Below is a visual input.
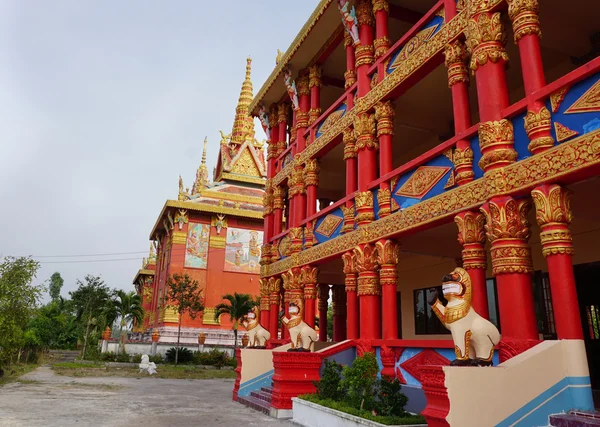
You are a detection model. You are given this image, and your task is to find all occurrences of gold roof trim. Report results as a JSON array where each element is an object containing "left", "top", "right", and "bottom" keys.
[
  {"left": 133, "top": 269, "right": 155, "bottom": 285},
  {"left": 197, "top": 188, "right": 263, "bottom": 204},
  {"left": 249, "top": 0, "right": 333, "bottom": 113}
]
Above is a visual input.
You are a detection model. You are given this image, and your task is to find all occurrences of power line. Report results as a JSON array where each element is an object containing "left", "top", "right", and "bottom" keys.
[
  {"left": 30, "top": 251, "right": 149, "bottom": 258},
  {"left": 39, "top": 258, "right": 142, "bottom": 264}
]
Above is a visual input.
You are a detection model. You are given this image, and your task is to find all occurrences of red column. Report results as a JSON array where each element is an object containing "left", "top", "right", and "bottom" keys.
[
  {"left": 454, "top": 212, "right": 489, "bottom": 319},
  {"left": 374, "top": 101, "right": 394, "bottom": 218},
  {"left": 354, "top": 243, "right": 381, "bottom": 340},
  {"left": 372, "top": 0, "right": 390, "bottom": 59},
  {"left": 468, "top": 5, "right": 537, "bottom": 339},
  {"left": 342, "top": 128, "right": 357, "bottom": 233},
  {"left": 296, "top": 75, "right": 310, "bottom": 153},
  {"left": 259, "top": 278, "right": 271, "bottom": 327},
  {"left": 376, "top": 240, "right": 399, "bottom": 340},
  {"left": 532, "top": 185, "right": 584, "bottom": 339},
  {"left": 343, "top": 251, "right": 360, "bottom": 340},
  {"left": 301, "top": 266, "right": 318, "bottom": 329},
  {"left": 344, "top": 32, "right": 357, "bottom": 108},
  {"left": 305, "top": 159, "right": 319, "bottom": 218},
  {"left": 268, "top": 277, "right": 282, "bottom": 339},
  {"left": 282, "top": 267, "right": 303, "bottom": 340},
  {"left": 318, "top": 284, "right": 330, "bottom": 341},
  {"left": 277, "top": 103, "right": 289, "bottom": 160},
  {"left": 263, "top": 182, "right": 274, "bottom": 241},
  {"left": 272, "top": 185, "right": 284, "bottom": 236},
  {"left": 481, "top": 198, "right": 537, "bottom": 339},
  {"left": 308, "top": 65, "right": 322, "bottom": 129},
  {"left": 355, "top": 0, "right": 374, "bottom": 98},
  {"left": 354, "top": 113, "right": 377, "bottom": 229},
  {"left": 289, "top": 160, "right": 305, "bottom": 228},
  {"left": 332, "top": 286, "right": 347, "bottom": 342}
]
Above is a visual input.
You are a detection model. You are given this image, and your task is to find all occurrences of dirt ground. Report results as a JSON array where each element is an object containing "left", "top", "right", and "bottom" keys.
[{"left": 0, "top": 365, "right": 295, "bottom": 427}]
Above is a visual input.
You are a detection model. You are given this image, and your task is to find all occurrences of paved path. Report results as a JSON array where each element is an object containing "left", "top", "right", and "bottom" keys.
[{"left": 0, "top": 366, "right": 295, "bottom": 427}]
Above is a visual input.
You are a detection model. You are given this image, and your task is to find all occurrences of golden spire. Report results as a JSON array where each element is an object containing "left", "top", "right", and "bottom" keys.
[
  {"left": 148, "top": 242, "right": 156, "bottom": 265},
  {"left": 202, "top": 136, "right": 208, "bottom": 165},
  {"left": 193, "top": 136, "right": 210, "bottom": 194},
  {"left": 230, "top": 57, "right": 255, "bottom": 144}
]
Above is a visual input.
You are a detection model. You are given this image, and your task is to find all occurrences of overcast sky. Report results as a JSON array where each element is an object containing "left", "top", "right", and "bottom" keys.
[{"left": 0, "top": 0, "right": 319, "bottom": 301}]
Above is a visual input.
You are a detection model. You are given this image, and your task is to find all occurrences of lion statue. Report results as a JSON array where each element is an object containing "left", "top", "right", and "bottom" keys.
[
  {"left": 241, "top": 307, "right": 270, "bottom": 348},
  {"left": 428, "top": 267, "right": 501, "bottom": 366},
  {"left": 280, "top": 300, "right": 317, "bottom": 352}
]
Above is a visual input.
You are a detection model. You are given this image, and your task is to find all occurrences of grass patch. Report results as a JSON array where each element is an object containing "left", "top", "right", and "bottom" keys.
[
  {"left": 298, "top": 394, "right": 427, "bottom": 426},
  {"left": 0, "top": 364, "right": 39, "bottom": 387},
  {"left": 52, "top": 365, "right": 236, "bottom": 380},
  {"left": 52, "top": 362, "right": 103, "bottom": 369}
]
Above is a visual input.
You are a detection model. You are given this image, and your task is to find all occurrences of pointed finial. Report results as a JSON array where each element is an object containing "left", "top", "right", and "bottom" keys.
[{"left": 202, "top": 137, "right": 208, "bottom": 165}]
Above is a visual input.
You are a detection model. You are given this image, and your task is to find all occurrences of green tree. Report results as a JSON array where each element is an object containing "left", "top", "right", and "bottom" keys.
[
  {"left": 112, "top": 290, "right": 144, "bottom": 354},
  {"left": 166, "top": 273, "right": 204, "bottom": 364},
  {"left": 214, "top": 293, "right": 255, "bottom": 349},
  {"left": 0, "top": 256, "right": 43, "bottom": 365},
  {"left": 48, "top": 272, "right": 64, "bottom": 302},
  {"left": 70, "top": 275, "right": 115, "bottom": 359},
  {"left": 27, "top": 300, "right": 78, "bottom": 350}
]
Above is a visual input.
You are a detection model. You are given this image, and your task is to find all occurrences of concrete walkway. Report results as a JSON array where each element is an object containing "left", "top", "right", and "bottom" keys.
[{"left": 0, "top": 366, "right": 295, "bottom": 427}]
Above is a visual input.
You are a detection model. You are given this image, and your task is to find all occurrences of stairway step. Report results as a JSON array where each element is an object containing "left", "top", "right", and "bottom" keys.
[
  {"left": 250, "top": 390, "right": 272, "bottom": 403},
  {"left": 261, "top": 386, "right": 273, "bottom": 394},
  {"left": 549, "top": 414, "right": 600, "bottom": 427},
  {"left": 570, "top": 411, "right": 600, "bottom": 420},
  {"left": 238, "top": 395, "right": 271, "bottom": 415}
]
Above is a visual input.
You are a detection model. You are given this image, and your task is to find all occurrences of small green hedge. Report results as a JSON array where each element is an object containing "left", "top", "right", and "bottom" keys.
[{"left": 298, "top": 394, "right": 427, "bottom": 426}]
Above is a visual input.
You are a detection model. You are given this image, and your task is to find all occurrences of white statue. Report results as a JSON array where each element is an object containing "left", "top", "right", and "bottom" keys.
[
  {"left": 429, "top": 268, "right": 501, "bottom": 366},
  {"left": 241, "top": 307, "right": 270, "bottom": 348},
  {"left": 139, "top": 354, "right": 157, "bottom": 375},
  {"left": 280, "top": 301, "right": 317, "bottom": 352}
]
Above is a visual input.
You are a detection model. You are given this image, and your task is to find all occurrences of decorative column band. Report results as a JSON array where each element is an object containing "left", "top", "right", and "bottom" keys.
[
  {"left": 507, "top": 0, "right": 541, "bottom": 43},
  {"left": 377, "top": 188, "right": 391, "bottom": 218},
  {"left": 355, "top": 191, "right": 375, "bottom": 226},
  {"left": 444, "top": 40, "right": 470, "bottom": 88},
  {"left": 260, "top": 243, "right": 272, "bottom": 266},
  {"left": 354, "top": 243, "right": 381, "bottom": 296},
  {"left": 453, "top": 146, "right": 475, "bottom": 184},
  {"left": 374, "top": 101, "right": 394, "bottom": 136},
  {"left": 341, "top": 204, "right": 356, "bottom": 234},
  {"left": 355, "top": 45, "right": 375, "bottom": 68},
  {"left": 318, "top": 284, "right": 329, "bottom": 311},
  {"left": 343, "top": 127, "right": 358, "bottom": 159},
  {"left": 481, "top": 198, "right": 533, "bottom": 275},
  {"left": 301, "top": 265, "right": 318, "bottom": 300},
  {"left": 345, "top": 70, "right": 357, "bottom": 88},
  {"left": 296, "top": 111, "right": 310, "bottom": 129},
  {"left": 374, "top": 37, "right": 390, "bottom": 59},
  {"left": 531, "top": 184, "right": 575, "bottom": 257},
  {"left": 308, "top": 65, "right": 322, "bottom": 89},
  {"left": 478, "top": 119, "right": 518, "bottom": 172},
  {"left": 354, "top": 113, "right": 378, "bottom": 151},
  {"left": 454, "top": 211, "right": 487, "bottom": 269},
  {"left": 259, "top": 278, "right": 271, "bottom": 311},
  {"left": 376, "top": 239, "right": 400, "bottom": 286},
  {"left": 269, "top": 276, "right": 282, "bottom": 305},
  {"left": 524, "top": 106, "right": 555, "bottom": 154},
  {"left": 288, "top": 227, "right": 304, "bottom": 254},
  {"left": 273, "top": 186, "right": 285, "bottom": 210},
  {"left": 342, "top": 251, "right": 358, "bottom": 292},
  {"left": 304, "top": 159, "right": 320, "bottom": 187},
  {"left": 465, "top": 12, "right": 509, "bottom": 73}
]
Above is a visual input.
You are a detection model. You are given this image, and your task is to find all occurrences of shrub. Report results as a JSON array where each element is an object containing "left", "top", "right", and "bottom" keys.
[
  {"left": 314, "top": 359, "right": 346, "bottom": 401},
  {"left": 341, "top": 352, "right": 379, "bottom": 411},
  {"left": 149, "top": 354, "right": 163, "bottom": 364},
  {"left": 376, "top": 376, "right": 408, "bottom": 417},
  {"left": 193, "top": 349, "right": 230, "bottom": 368},
  {"left": 100, "top": 352, "right": 117, "bottom": 362},
  {"left": 165, "top": 347, "right": 194, "bottom": 364},
  {"left": 131, "top": 354, "right": 142, "bottom": 364},
  {"left": 116, "top": 352, "right": 130, "bottom": 363}
]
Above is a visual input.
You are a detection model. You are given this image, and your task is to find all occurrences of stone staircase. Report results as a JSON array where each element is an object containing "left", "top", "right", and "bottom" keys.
[
  {"left": 238, "top": 385, "right": 274, "bottom": 415},
  {"left": 47, "top": 350, "right": 80, "bottom": 363},
  {"left": 550, "top": 410, "right": 600, "bottom": 426}
]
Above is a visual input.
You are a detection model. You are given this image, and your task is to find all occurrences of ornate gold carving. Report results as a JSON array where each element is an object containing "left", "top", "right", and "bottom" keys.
[
  {"left": 355, "top": 44, "right": 375, "bottom": 68},
  {"left": 565, "top": 79, "right": 600, "bottom": 114},
  {"left": 374, "top": 36, "right": 391, "bottom": 59},
  {"left": 524, "top": 106, "right": 555, "bottom": 153},
  {"left": 374, "top": 101, "right": 395, "bottom": 137},
  {"left": 273, "top": 185, "right": 286, "bottom": 210},
  {"left": 355, "top": 191, "right": 375, "bottom": 226},
  {"left": 289, "top": 227, "right": 304, "bottom": 254},
  {"left": 356, "top": 0, "right": 375, "bottom": 27},
  {"left": 304, "top": 159, "right": 320, "bottom": 187},
  {"left": 372, "top": 0, "right": 389, "bottom": 13},
  {"left": 377, "top": 187, "right": 391, "bottom": 217},
  {"left": 309, "top": 107, "right": 322, "bottom": 125},
  {"left": 453, "top": 146, "right": 475, "bottom": 185},
  {"left": 318, "top": 284, "right": 330, "bottom": 311},
  {"left": 354, "top": 113, "right": 378, "bottom": 151},
  {"left": 261, "top": 129, "right": 600, "bottom": 278},
  {"left": 354, "top": 243, "right": 380, "bottom": 296},
  {"left": 481, "top": 197, "right": 533, "bottom": 275},
  {"left": 531, "top": 184, "right": 575, "bottom": 257},
  {"left": 297, "top": 75, "right": 310, "bottom": 97},
  {"left": 171, "top": 231, "right": 187, "bottom": 246},
  {"left": 344, "top": 70, "right": 357, "bottom": 89},
  {"left": 550, "top": 87, "right": 568, "bottom": 113},
  {"left": 300, "top": 265, "right": 318, "bottom": 286},
  {"left": 209, "top": 235, "right": 226, "bottom": 249},
  {"left": 341, "top": 204, "right": 356, "bottom": 233},
  {"left": 308, "top": 65, "right": 322, "bottom": 89},
  {"left": 465, "top": 12, "right": 508, "bottom": 72},
  {"left": 278, "top": 103, "right": 289, "bottom": 124},
  {"left": 455, "top": 211, "right": 487, "bottom": 270},
  {"left": 478, "top": 119, "right": 517, "bottom": 171},
  {"left": 318, "top": 109, "right": 345, "bottom": 135},
  {"left": 466, "top": 0, "right": 504, "bottom": 15},
  {"left": 444, "top": 40, "right": 469, "bottom": 87},
  {"left": 296, "top": 110, "right": 310, "bottom": 129},
  {"left": 507, "top": 0, "right": 541, "bottom": 43},
  {"left": 343, "top": 127, "right": 357, "bottom": 159},
  {"left": 268, "top": 276, "right": 282, "bottom": 306},
  {"left": 554, "top": 122, "right": 579, "bottom": 143},
  {"left": 396, "top": 166, "right": 451, "bottom": 199},
  {"left": 315, "top": 215, "right": 343, "bottom": 237}
]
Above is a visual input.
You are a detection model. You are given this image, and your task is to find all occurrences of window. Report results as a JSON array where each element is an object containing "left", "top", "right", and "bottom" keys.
[
  {"left": 533, "top": 271, "right": 556, "bottom": 339},
  {"left": 414, "top": 288, "right": 450, "bottom": 335}
]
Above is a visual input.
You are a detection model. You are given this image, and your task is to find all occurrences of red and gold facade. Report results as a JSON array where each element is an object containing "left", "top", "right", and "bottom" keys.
[
  {"left": 133, "top": 59, "right": 267, "bottom": 343},
  {"left": 244, "top": 0, "right": 600, "bottom": 420}
]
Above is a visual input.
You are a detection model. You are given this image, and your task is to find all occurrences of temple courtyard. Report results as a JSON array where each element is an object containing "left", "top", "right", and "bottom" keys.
[{"left": 0, "top": 366, "right": 294, "bottom": 427}]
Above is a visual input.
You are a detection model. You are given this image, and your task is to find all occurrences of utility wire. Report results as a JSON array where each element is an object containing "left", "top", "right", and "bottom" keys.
[
  {"left": 39, "top": 258, "right": 142, "bottom": 264},
  {"left": 29, "top": 251, "right": 149, "bottom": 258}
]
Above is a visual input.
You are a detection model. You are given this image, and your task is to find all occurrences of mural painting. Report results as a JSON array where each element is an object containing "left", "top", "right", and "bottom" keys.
[
  {"left": 184, "top": 223, "right": 210, "bottom": 269},
  {"left": 224, "top": 227, "right": 263, "bottom": 274}
]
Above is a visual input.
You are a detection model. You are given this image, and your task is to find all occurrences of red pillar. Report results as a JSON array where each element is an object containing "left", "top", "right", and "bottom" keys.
[
  {"left": 301, "top": 266, "right": 318, "bottom": 329},
  {"left": 374, "top": 101, "right": 394, "bottom": 218},
  {"left": 355, "top": 0, "right": 374, "bottom": 98},
  {"left": 343, "top": 251, "right": 360, "bottom": 340},
  {"left": 277, "top": 103, "right": 289, "bottom": 160},
  {"left": 354, "top": 243, "right": 381, "bottom": 340},
  {"left": 268, "top": 277, "right": 282, "bottom": 339},
  {"left": 272, "top": 185, "right": 284, "bottom": 236},
  {"left": 259, "top": 278, "right": 271, "bottom": 328},
  {"left": 376, "top": 240, "right": 399, "bottom": 340},
  {"left": 372, "top": 0, "right": 390, "bottom": 59},
  {"left": 354, "top": 112, "right": 377, "bottom": 228},
  {"left": 454, "top": 212, "right": 489, "bottom": 319},
  {"left": 296, "top": 75, "right": 310, "bottom": 153},
  {"left": 532, "top": 185, "right": 584, "bottom": 339},
  {"left": 308, "top": 65, "right": 322, "bottom": 130},
  {"left": 481, "top": 198, "right": 537, "bottom": 339},
  {"left": 305, "top": 159, "right": 319, "bottom": 218},
  {"left": 344, "top": 31, "right": 357, "bottom": 108},
  {"left": 318, "top": 284, "right": 329, "bottom": 341},
  {"left": 290, "top": 160, "right": 306, "bottom": 228},
  {"left": 333, "top": 286, "right": 347, "bottom": 342},
  {"left": 342, "top": 128, "right": 357, "bottom": 233}
]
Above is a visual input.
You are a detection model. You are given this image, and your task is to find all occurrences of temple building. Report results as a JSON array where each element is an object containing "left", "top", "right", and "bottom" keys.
[
  {"left": 234, "top": 0, "right": 600, "bottom": 424},
  {"left": 133, "top": 58, "right": 267, "bottom": 345}
]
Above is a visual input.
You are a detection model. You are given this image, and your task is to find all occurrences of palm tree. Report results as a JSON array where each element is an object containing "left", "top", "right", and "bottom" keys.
[
  {"left": 112, "top": 290, "right": 144, "bottom": 354},
  {"left": 215, "top": 293, "right": 255, "bottom": 349}
]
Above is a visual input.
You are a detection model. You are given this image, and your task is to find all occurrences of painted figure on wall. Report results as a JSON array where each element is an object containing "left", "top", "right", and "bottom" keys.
[
  {"left": 258, "top": 103, "right": 270, "bottom": 135},
  {"left": 428, "top": 267, "right": 501, "bottom": 366},
  {"left": 224, "top": 227, "right": 263, "bottom": 274},
  {"left": 283, "top": 67, "right": 299, "bottom": 110},
  {"left": 337, "top": 0, "right": 360, "bottom": 46},
  {"left": 184, "top": 223, "right": 210, "bottom": 269}
]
